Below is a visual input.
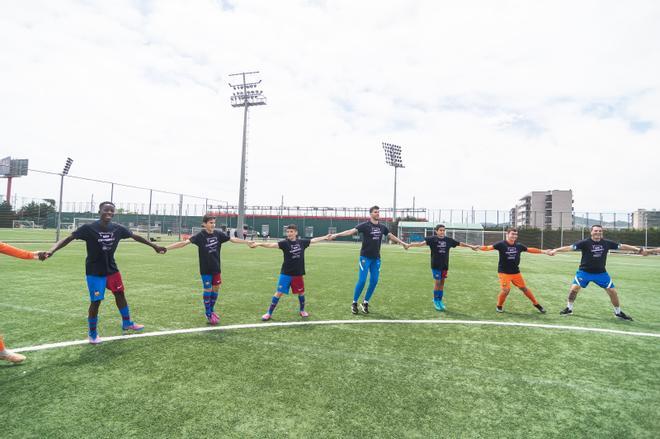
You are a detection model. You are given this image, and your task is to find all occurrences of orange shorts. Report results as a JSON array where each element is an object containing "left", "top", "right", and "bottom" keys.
[{"left": 498, "top": 273, "right": 526, "bottom": 289}]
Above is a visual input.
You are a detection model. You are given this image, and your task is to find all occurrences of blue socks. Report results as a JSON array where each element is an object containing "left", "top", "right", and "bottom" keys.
[
  {"left": 203, "top": 292, "right": 212, "bottom": 317},
  {"left": 298, "top": 294, "right": 305, "bottom": 311},
  {"left": 209, "top": 292, "right": 219, "bottom": 314},
  {"left": 434, "top": 290, "right": 444, "bottom": 301},
  {"left": 267, "top": 296, "right": 280, "bottom": 315},
  {"left": 119, "top": 306, "right": 133, "bottom": 328},
  {"left": 88, "top": 317, "right": 98, "bottom": 338}
]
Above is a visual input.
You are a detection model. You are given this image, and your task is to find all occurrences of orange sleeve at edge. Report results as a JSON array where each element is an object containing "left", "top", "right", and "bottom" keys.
[{"left": 0, "top": 242, "right": 35, "bottom": 259}]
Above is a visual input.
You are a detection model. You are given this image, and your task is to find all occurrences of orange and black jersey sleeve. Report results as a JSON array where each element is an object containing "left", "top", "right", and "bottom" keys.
[{"left": 0, "top": 242, "right": 34, "bottom": 260}]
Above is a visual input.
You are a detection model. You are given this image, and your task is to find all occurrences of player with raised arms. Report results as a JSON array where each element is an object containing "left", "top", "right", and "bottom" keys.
[
  {"left": 549, "top": 224, "right": 643, "bottom": 320},
  {"left": 329, "top": 205, "right": 408, "bottom": 315},
  {"left": 479, "top": 227, "right": 548, "bottom": 314},
  {"left": 251, "top": 224, "right": 329, "bottom": 321},
  {"left": 1, "top": 242, "right": 48, "bottom": 363},
  {"left": 46, "top": 201, "right": 166, "bottom": 344},
  {"left": 166, "top": 214, "right": 253, "bottom": 325},
  {"left": 407, "top": 224, "right": 479, "bottom": 311}
]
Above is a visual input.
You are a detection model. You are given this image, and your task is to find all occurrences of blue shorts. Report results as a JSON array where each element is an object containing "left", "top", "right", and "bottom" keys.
[
  {"left": 572, "top": 270, "right": 615, "bottom": 289},
  {"left": 85, "top": 272, "right": 125, "bottom": 302},
  {"left": 276, "top": 274, "right": 305, "bottom": 294},
  {"left": 432, "top": 269, "right": 448, "bottom": 280}
]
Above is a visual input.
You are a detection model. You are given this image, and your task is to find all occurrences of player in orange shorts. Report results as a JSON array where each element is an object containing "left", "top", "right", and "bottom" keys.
[
  {"left": 479, "top": 227, "right": 549, "bottom": 313},
  {"left": 1, "top": 242, "right": 48, "bottom": 364}
]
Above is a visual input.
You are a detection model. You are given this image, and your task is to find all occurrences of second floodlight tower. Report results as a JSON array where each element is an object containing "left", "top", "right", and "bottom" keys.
[
  {"left": 229, "top": 71, "right": 266, "bottom": 235},
  {"left": 382, "top": 142, "right": 405, "bottom": 222}
]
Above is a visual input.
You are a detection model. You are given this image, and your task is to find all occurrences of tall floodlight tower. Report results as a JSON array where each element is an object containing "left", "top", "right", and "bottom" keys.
[
  {"left": 382, "top": 142, "right": 405, "bottom": 222},
  {"left": 228, "top": 71, "right": 266, "bottom": 235},
  {"left": 56, "top": 157, "right": 73, "bottom": 242}
]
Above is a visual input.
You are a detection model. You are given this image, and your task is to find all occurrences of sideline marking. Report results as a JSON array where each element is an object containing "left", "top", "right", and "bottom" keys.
[{"left": 13, "top": 319, "right": 660, "bottom": 353}]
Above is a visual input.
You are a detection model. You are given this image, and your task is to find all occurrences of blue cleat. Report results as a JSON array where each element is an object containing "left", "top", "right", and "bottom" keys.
[{"left": 433, "top": 299, "right": 445, "bottom": 312}]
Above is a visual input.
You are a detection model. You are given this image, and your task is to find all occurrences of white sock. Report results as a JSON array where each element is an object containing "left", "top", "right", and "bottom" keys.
[
  {"left": 567, "top": 303, "right": 574, "bottom": 311},
  {"left": 614, "top": 307, "right": 621, "bottom": 314}
]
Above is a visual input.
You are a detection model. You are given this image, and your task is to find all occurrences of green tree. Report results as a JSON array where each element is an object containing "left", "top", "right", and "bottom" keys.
[
  {"left": 17, "top": 201, "right": 56, "bottom": 224},
  {"left": 0, "top": 201, "right": 16, "bottom": 228}
]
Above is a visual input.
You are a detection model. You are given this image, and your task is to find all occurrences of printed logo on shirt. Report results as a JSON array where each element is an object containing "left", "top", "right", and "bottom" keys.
[
  {"left": 591, "top": 244, "right": 605, "bottom": 258},
  {"left": 205, "top": 237, "right": 219, "bottom": 253},
  {"left": 97, "top": 232, "right": 116, "bottom": 251},
  {"left": 289, "top": 242, "right": 302, "bottom": 259},
  {"left": 369, "top": 225, "right": 382, "bottom": 240},
  {"left": 505, "top": 247, "right": 518, "bottom": 260},
  {"left": 436, "top": 241, "right": 447, "bottom": 253}
]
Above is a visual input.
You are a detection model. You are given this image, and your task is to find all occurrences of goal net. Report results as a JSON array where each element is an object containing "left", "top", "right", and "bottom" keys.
[
  {"left": 73, "top": 218, "right": 97, "bottom": 230},
  {"left": 12, "top": 220, "right": 37, "bottom": 229}
]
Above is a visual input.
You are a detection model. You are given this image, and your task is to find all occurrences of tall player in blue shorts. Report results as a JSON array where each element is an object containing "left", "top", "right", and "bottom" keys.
[
  {"left": 251, "top": 224, "right": 329, "bottom": 321},
  {"left": 329, "top": 205, "right": 408, "bottom": 315},
  {"left": 407, "top": 224, "right": 479, "bottom": 311},
  {"left": 166, "top": 214, "right": 253, "bottom": 325},
  {"left": 549, "top": 224, "right": 643, "bottom": 320},
  {"left": 47, "top": 201, "right": 167, "bottom": 343}
]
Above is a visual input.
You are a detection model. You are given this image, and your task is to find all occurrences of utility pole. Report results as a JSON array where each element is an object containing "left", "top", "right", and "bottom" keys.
[{"left": 229, "top": 71, "right": 266, "bottom": 237}]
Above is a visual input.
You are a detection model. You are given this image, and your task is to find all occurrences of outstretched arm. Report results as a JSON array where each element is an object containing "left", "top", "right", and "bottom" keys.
[
  {"left": 251, "top": 242, "right": 279, "bottom": 249},
  {"left": 408, "top": 241, "right": 426, "bottom": 248},
  {"left": 310, "top": 234, "right": 331, "bottom": 244},
  {"left": 527, "top": 247, "right": 550, "bottom": 255},
  {"left": 329, "top": 228, "right": 358, "bottom": 240},
  {"left": 229, "top": 237, "right": 254, "bottom": 245},
  {"left": 48, "top": 235, "right": 76, "bottom": 256},
  {"left": 0, "top": 242, "right": 44, "bottom": 260},
  {"left": 166, "top": 240, "right": 191, "bottom": 251},
  {"left": 619, "top": 243, "right": 643, "bottom": 254},
  {"left": 547, "top": 245, "right": 574, "bottom": 256},
  {"left": 131, "top": 233, "right": 166, "bottom": 253},
  {"left": 386, "top": 233, "right": 409, "bottom": 250},
  {"left": 459, "top": 242, "right": 480, "bottom": 251}
]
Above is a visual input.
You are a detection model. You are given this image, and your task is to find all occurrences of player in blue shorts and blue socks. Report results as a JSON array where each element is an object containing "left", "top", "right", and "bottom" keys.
[
  {"left": 166, "top": 214, "right": 253, "bottom": 325},
  {"left": 47, "top": 201, "right": 167, "bottom": 344},
  {"left": 330, "top": 205, "right": 408, "bottom": 315},
  {"left": 549, "top": 224, "right": 643, "bottom": 320},
  {"left": 251, "top": 224, "right": 329, "bottom": 321},
  {"left": 407, "top": 224, "right": 479, "bottom": 311}
]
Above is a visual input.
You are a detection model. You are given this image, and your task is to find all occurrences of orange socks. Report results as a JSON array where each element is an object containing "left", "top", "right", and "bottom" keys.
[
  {"left": 0, "top": 334, "right": 5, "bottom": 352},
  {"left": 497, "top": 292, "right": 508, "bottom": 307},
  {"left": 523, "top": 289, "right": 539, "bottom": 305}
]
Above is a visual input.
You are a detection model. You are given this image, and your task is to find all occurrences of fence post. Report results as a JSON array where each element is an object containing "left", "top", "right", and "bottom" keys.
[
  {"left": 560, "top": 213, "right": 564, "bottom": 247},
  {"left": 540, "top": 227, "right": 544, "bottom": 250},
  {"left": 178, "top": 194, "right": 183, "bottom": 241},
  {"left": 147, "top": 189, "right": 153, "bottom": 241}
]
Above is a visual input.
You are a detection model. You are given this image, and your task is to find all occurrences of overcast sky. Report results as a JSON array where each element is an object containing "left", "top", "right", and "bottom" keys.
[{"left": 1, "top": 0, "right": 658, "bottom": 214}]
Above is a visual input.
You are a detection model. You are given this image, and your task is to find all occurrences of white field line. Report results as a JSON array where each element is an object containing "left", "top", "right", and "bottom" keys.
[{"left": 12, "top": 319, "right": 660, "bottom": 353}]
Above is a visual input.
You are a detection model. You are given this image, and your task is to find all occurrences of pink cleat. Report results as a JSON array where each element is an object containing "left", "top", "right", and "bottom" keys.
[
  {"left": 209, "top": 312, "right": 220, "bottom": 326},
  {"left": 261, "top": 313, "right": 272, "bottom": 321},
  {"left": 299, "top": 310, "right": 309, "bottom": 318},
  {"left": 0, "top": 351, "right": 26, "bottom": 363},
  {"left": 88, "top": 335, "right": 102, "bottom": 345},
  {"left": 122, "top": 323, "right": 145, "bottom": 332}
]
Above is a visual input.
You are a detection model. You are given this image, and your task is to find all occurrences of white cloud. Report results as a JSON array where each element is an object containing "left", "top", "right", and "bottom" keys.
[{"left": 1, "top": 0, "right": 658, "bottom": 215}]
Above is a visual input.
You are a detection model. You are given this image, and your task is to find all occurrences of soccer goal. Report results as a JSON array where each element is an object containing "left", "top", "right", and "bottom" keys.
[
  {"left": 73, "top": 218, "right": 97, "bottom": 229},
  {"left": 12, "top": 220, "right": 37, "bottom": 229}
]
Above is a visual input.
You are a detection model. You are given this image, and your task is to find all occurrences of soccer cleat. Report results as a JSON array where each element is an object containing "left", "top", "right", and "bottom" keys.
[
  {"left": 360, "top": 301, "right": 369, "bottom": 314},
  {"left": 299, "top": 310, "right": 309, "bottom": 318},
  {"left": 559, "top": 307, "right": 573, "bottom": 316},
  {"left": 433, "top": 299, "right": 445, "bottom": 312},
  {"left": 351, "top": 302, "right": 359, "bottom": 315},
  {"left": 496, "top": 306, "right": 503, "bottom": 313},
  {"left": 88, "top": 335, "right": 102, "bottom": 345},
  {"left": 534, "top": 304, "right": 547, "bottom": 314},
  {"left": 122, "top": 323, "right": 145, "bottom": 332},
  {"left": 615, "top": 311, "right": 633, "bottom": 321},
  {"left": 261, "top": 313, "right": 272, "bottom": 321},
  {"left": 0, "top": 351, "right": 26, "bottom": 363},
  {"left": 209, "top": 312, "right": 220, "bottom": 326}
]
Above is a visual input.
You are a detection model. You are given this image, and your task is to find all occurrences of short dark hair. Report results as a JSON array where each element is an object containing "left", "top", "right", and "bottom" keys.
[
  {"left": 434, "top": 224, "right": 446, "bottom": 231},
  {"left": 506, "top": 227, "right": 518, "bottom": 233},
  {"left": 99, "top": 201, "right": 115, "bottom": 210},
  {"left": 591, "top": 224, "right": 603, "bottom": 230},
  {"left": 202, "top": 214, "right": 216, "bottom": 224},
  {"left": 286, "top": 224, "right": 298, "bottom": 231},
  {"left": 369, "top": 205, "right": 380, "bottom": 213}
]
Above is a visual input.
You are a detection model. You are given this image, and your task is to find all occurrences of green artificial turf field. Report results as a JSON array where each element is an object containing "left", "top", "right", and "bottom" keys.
[{"left": 1, "top": 237, "right": 659, "bottom": 438}]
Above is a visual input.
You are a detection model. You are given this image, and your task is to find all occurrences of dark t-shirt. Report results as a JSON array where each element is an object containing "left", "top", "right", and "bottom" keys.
[
  {"left": 492, "top": 240, "right": 528, "bottom": 274},
  {"left": 356, "top": 222, "right": 390, "bottom": 259},
  {"left": 189, "top": 230, "right": 230, "bottom": 275},
  {"left": 424, "top": 236, "right": 460, "bottom": 270},
  {"left": 278, "top": 238, "right": 311, "bottom": 276},
  {"left": 72, "top": 220, "right": 133, "bottom": 276},
  {"left": 573, "top": 238, "right": 620, "bottom": 274}
]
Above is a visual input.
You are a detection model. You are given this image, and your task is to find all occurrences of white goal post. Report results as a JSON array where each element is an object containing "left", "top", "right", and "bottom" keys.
[
  {"left": 12, "top": 220, "right": 37, "bottom": 229},
  {"left": 73, "top": 218, "right": 98, "bottom": 230}
]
